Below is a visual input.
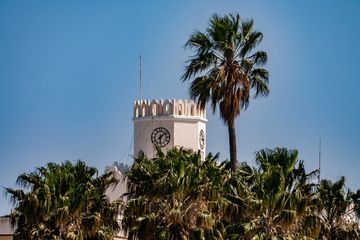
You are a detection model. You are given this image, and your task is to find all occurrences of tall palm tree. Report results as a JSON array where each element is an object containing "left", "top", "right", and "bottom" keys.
[
  {"left": 3, "top": 160, "right": 120, "bottom": 240},
  {"left": 182, "top": 13, "right": 269, "bottom": 172}
]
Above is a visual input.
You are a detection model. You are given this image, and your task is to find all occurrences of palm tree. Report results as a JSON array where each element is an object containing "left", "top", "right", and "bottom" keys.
[
  {"left": 182, "top": 13, "right": 269, "bottom": 172},
  {"left": 3, "top": 160, "right": 120, "bottom": 240},
  {"left": 122, "top": 148, "right": 229, "bottom": 240},
  {"left": 224, "top": 148, "right": 317, "bottom": 239},
  {"left": 315, "top": 177, "right": 360, "bottom": 239},
  {"left": 250, "top": 148, "right": 317, "bottom": 238}
]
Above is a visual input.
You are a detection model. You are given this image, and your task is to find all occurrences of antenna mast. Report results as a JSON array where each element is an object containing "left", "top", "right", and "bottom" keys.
[
  {"left": 318, "top": 138, "right": 321, "bottom": 184},
  {"left": 140, "top": 54, "right": 142, "bottom": 100}
]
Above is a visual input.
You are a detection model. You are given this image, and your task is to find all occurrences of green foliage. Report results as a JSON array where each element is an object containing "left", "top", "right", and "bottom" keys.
[
  {"left": 315, "top": 177, "right": 360, "bottom": 239},
  {"left": 3, "top": 160, "right": 120, "bottom": 240},
  {"left": 122, "top": 148, "right": 230, "bottom": 240},
  {"left": 3, "top": 148, "right": 359, "bottom": 240},
  {"left": 122, "top": 147, "right": 360, "bottom": 240},
  {"left": 224, "top": 148, "right": 318, "bottom": 239}
]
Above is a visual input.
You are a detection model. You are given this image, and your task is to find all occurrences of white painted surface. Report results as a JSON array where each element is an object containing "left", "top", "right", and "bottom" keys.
[
  {"left": 133, "top": 99, "right": 207, "bottom": 159},
  {"left": 104, "top": 165, "right": 127, "bottom": 239},
  {"left": 0, "top": 220, "right": 13, "bottom": 235},
  {"left": 104, "top": 166, "right": 127, "bottom": 202}
]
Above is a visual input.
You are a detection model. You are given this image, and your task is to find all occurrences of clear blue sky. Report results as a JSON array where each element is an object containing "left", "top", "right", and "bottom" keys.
[{"left": 1, "top": 1, "right": 359, "bottom": 214}]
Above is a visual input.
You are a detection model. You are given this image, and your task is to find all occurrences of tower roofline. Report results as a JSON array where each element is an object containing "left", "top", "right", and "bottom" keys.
[
  {"left": 133, "top": 115, "right": 207, "bottom": 123},
  {"left": 133, "top": 99, "right": 206, "bottom": 119}
]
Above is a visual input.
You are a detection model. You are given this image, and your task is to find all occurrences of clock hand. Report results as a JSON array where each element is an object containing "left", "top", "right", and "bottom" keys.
[{"left": 158, "top": 133, "right": 165, "bottom": 141}]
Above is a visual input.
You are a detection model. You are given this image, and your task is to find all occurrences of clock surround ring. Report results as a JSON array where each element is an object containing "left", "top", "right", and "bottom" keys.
[{"left": 151, "top": 127, "right": 171, "bottom": 147}]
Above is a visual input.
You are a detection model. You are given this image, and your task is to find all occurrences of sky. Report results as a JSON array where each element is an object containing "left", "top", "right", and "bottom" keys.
[{"left": 0, "top": 1, "right": 360, "bottom": 215}]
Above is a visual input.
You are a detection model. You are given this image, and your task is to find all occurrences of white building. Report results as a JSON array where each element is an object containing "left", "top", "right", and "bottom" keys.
[
  {"left": 107, "top": 98, "right": 207, "bottom": 198},
  {"left": 133, "top": 99, "right": 207, "bottom": 159},
  {"left": 106, "top": 99, "right": 207, "bottom": 239}
]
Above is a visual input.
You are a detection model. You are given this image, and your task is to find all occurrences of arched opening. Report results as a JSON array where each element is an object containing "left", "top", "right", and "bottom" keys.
[
  {"left": 151, "top": 101, "right": 158, "bottom": 116},
  {"left": 163, "top": 100, "right": 172, "bottom": 116},
  {"left": 190, "top": 105, "right": 195, "bottom": 116},
  {"left": 134, "top": 104, "right": 140, "bottom": 117},
  {"left": 178, "top": 104, "right": 183, "bottom": 115},
  {"left": 141, "top": 102, "right": 148, "bottom": 117}
]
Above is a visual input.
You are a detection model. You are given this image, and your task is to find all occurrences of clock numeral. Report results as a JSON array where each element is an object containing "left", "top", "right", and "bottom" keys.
[{"left": 199, "top": 130, "right": 205, "bottom": 150}]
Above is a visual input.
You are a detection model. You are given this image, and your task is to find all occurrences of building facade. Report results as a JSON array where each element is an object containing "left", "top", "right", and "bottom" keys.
[{"left": 133, "top": 99, "right": 207, "bottom": 158}]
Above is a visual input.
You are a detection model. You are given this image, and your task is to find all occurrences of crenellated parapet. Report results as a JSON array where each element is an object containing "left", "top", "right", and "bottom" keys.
[{"left": 133, "top": 99, "right": 206, "bottom": 119}]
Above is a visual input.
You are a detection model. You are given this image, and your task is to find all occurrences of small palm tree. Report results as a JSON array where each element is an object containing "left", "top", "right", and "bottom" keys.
[
  {"left": 3, "top": 160, "right": 120, "bottom": 240},
  {"left": 182, "top": 13, "right": 269, "bottom": 172},
  {"left": 122, "top": 148, "right": 229, "bottom": 240},
  {"left": 224, "top": 148, "right": 317, "bottom": 239},
  {"left": 250, "top": 148, "right": 316, "bottom": 238},
  {"left": 316, "top": 177, "right": 360, "bottom": 239}
]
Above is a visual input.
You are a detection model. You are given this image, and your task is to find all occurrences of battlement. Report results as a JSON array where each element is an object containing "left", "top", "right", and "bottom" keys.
[{"left": 133, "top": 99, "right": 206, "bottom": 119}]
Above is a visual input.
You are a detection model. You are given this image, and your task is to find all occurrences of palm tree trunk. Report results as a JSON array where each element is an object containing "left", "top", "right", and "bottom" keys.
[{"left": 228, "top": 118, "right": 238, "bottom": 172}]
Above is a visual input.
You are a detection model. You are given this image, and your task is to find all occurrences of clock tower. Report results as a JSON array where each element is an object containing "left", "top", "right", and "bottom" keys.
[{"left": 133, "top": 99, "right": 207, "bottom": 159}]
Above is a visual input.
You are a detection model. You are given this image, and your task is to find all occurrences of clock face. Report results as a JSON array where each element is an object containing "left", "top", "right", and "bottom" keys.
[
  {"left": 199, "top": 130, "right": 205, "bottom": 149},
  {"left": 151, "top": 127, "right": 171, "bottom": 147}
]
